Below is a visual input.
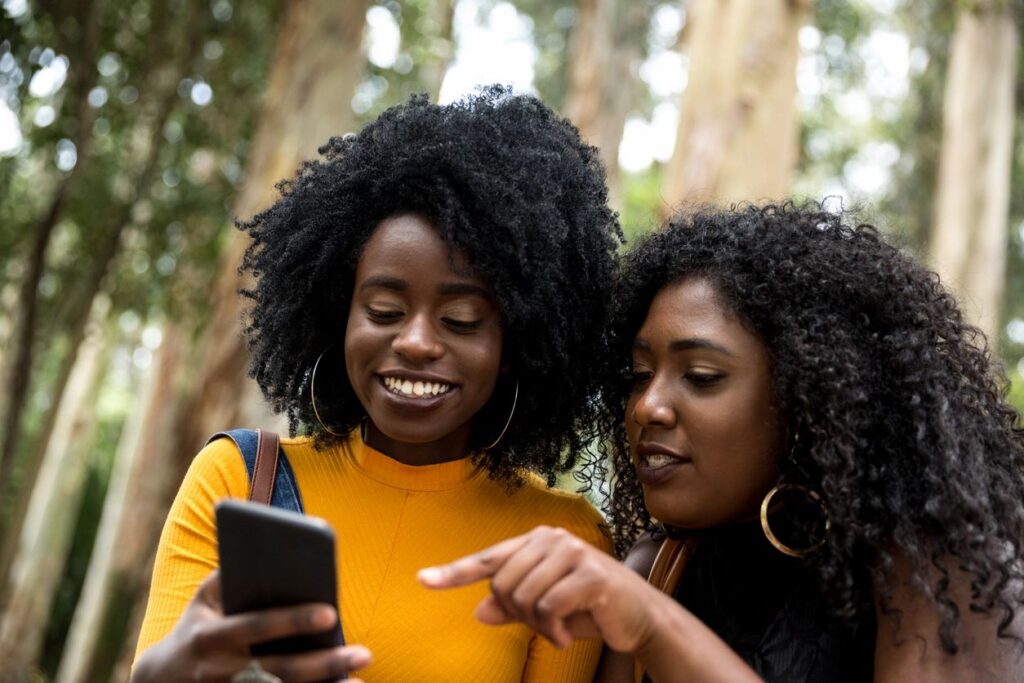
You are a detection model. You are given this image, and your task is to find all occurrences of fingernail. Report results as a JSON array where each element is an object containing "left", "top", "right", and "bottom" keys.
[
  {"left": 347, "top": 645, "right": 372, "bottom": 667},
  {"left": 417, "top": 567, "right": 443, "bottom": 585},
  {"left": 314, "top": 606, "right": 336, "bottom": 628}
]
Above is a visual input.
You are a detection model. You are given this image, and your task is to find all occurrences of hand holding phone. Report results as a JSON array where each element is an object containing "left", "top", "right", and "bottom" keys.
[
  {"left": 129, "top": 571, "right": 369, "bottom": 683},
  {"left": 216, "top": 499, "right": 344, "bottom": 655}
]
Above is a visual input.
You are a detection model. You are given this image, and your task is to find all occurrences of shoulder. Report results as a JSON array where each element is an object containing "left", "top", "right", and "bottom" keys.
[
  {"left": 623, "top": 530, "right": 662, "bottom": 578},
  {"left": 512, "top": 473, "right": 612, "bottom": 552},
  {"left": 188, "top": 435, "right": 250, "bottom": 494}
]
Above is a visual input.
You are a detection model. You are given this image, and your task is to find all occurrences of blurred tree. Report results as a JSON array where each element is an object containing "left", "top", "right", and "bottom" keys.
[
  {"left": 564, "top": 0, "right": 653, "bottom": 210},
  {"left": 105, "top": 0, "right": 372, "bottom": 672},
  {"left": 662, "top": 0, "right": 812, "bottom": 209},
  {"left": 929, "top": 0, "right": 1018, "bottom": 346},
  {"left": 0, "top": 0, "right": 204, "bottom": 608},
  {"left": 0, "top": 0, "right": 102, "bottom": 526},
  {"left": 0, "top": 310, "right": 110, "bottom": 680},
  {"left": 53, "top": 324, "right": 184, "bottom": 683}
]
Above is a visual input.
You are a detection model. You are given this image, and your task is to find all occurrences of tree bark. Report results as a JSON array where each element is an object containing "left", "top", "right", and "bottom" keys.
[
  {"left": 661, "top": 0, "right": 811, "bottom": 211},
  {"left": 53, "top": 324, "right": 185, "bottom": 683},
  {"left": 419, "top": 0, "right": 456, "bottom": 102},
  {"left": 929, "top": 0, "right": 1018, "bottom": 347},
  {"left": 109, "top": 0, "right": 372, "bottom": 668},
  {"left": 0, "top": 311, "right": 110, "bottom": 682}
]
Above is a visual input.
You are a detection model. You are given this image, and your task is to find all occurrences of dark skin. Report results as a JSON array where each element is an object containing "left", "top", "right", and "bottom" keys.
[
  {"left": 132, "top": 214, "right": 506, "bottom": 682},
  {"left": 420, "top": 277, "right": 1024, "bottom": 682},
  {"left": 129, "top": 571, "right": 371, "bottom": 683},
  {"left": 345, "top": 212, "right": 504, "bottom": 465}
]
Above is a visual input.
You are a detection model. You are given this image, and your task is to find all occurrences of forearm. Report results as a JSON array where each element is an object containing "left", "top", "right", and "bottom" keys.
[{"left": 634, "top": 599, "right": 762, "bottom": 683}]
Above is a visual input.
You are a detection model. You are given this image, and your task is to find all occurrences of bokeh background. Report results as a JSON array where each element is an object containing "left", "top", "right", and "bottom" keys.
[{"left": 0, "top": 0, "right": 1022, "bottom": 680}]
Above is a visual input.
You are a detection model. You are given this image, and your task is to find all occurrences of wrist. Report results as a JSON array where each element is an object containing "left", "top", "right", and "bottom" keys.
[{"left": 631, "top": 584, "right": 677, "bottom": 657}]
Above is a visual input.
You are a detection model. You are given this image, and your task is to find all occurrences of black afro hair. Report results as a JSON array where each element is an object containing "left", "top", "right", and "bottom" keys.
[{"left": 237, "top": 86, "right": 622, "bottom": 485}]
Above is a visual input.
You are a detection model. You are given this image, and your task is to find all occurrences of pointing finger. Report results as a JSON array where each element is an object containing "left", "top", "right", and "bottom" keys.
[{"left": 418, "top": 534, "right": 531, "bottom": 588}]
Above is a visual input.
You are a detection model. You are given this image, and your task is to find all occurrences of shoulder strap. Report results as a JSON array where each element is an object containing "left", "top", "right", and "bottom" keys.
[
  {"left": 647, "top": 536, "right": 696, "bottom": 595},
  {"left": 249, "top": 429, "right": 280, "bottom": 505},
  {"left": 206, "top": 429, "right": 305, "bottom": 513},
  {"left": 634, "top": 536, "right": 698, "bottom": 683}
]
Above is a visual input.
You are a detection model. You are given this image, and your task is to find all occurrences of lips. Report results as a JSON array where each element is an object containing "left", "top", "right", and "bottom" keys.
[{"left": 634, "top": 441, "right": 692, "bottom": 485}]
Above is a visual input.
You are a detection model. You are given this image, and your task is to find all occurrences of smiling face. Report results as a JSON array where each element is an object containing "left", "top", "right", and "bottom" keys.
[
  {"left": 344, "top": 213, "right": 503, "bottom": 465},
  {"left": 626, "top": 277, "right": 783, "bottom": 529}
]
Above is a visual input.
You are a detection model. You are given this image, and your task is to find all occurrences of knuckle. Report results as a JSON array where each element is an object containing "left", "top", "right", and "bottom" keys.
[
  {"left": 510, "top": 587, "right": 533, "bottom": 613},
  {"left": 187, "top": 622, "right": 213, "bottom": 653},
  {"left": 489, "top": 575, "right": 510, "bottom": 598}
]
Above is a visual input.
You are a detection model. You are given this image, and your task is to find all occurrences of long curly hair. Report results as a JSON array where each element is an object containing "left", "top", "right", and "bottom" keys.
[
  {"left": 237, "top": 86, "right": 621, "bottom": 485},
  {"left": 601, "top": 201, "right": 1024, "bottom": 652}
]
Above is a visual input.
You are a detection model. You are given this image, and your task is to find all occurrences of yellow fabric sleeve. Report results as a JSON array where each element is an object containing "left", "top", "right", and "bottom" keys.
[{"left": 134, "top": 438, "right": 249, "bottom": 657}]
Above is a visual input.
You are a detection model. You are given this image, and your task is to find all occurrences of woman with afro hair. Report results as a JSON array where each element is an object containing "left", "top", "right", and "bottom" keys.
[
  {"left": 422, "top": 202, "right": 1024, "bottom": 682},
  {"left": 131, "top": 86, "right": 621, "bottom": 682}
]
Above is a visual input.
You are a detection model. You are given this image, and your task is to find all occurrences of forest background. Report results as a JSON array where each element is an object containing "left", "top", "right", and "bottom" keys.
[{"left": 0, "top": 0, "right": 1021, "bottom": 681}]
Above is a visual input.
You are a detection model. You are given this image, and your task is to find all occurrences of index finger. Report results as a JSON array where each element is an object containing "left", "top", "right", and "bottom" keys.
[{"left": 418, "top": 534, "right": 531, "bottom": 589}]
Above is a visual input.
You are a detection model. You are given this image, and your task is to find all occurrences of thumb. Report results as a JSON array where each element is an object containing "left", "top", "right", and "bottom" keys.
[{"left": 475, "top": 595, "right": 516, "bottom": 625}]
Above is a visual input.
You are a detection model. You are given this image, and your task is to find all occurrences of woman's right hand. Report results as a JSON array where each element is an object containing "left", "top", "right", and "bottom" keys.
[{"left": 130, "top": 570, "right": 371, "bottom": 683}]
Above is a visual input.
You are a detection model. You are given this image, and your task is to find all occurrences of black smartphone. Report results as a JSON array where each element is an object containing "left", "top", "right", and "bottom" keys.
[{"left": 215, "top": 499, "right": 344, "bottom": 657}]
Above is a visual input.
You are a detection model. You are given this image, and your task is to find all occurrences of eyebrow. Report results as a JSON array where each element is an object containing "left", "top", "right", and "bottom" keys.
[
  {"left": 359, "top": 275, "right": 406, "bottom": 292},
  {"left": 633, "top": 337, "right": 735, "bottom": 356},
  {"left": 359, "top": 276, "right": 491, "bottom": 299}
]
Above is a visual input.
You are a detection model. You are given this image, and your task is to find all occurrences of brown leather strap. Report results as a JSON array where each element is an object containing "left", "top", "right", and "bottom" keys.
[
  {"left": 647, "top": 536, "right": 696, "bottom": 595},
  {"left": 248, "top": 429, "right": 280, "bottom": 505},
  {"left": 634, "top": 536, "right": 697, "bottom": 683}
]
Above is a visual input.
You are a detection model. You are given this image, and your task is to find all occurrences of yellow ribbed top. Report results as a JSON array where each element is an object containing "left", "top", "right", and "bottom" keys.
[{"left": 135, "top": 430, "right": 611, "bottom": 681}]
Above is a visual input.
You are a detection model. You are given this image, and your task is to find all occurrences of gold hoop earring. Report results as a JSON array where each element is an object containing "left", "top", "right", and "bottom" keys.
[
  {"left": 760, "top": 483, "right": 830, "bottom": 558},
  {"left": 310, "top": 348, "right": 345, "bottom": 437},
  {"left": 483, "top": 380, "right": 519, "bottom": 451}
]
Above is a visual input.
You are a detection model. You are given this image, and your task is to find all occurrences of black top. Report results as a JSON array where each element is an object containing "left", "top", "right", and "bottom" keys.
[{"left": 649, "top": 522, "right": 875, "bottom": 682}]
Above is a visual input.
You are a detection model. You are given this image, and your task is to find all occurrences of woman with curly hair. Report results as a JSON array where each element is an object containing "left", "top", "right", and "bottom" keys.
[
  {"left": 130, "top": 86, "right": 621, "bottom": 682},
  {"left": 422, "top": 202, "right": 1024, "bottom": 681}
]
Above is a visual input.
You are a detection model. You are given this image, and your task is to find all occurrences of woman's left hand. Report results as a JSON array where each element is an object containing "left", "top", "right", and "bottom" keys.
[{"left": 417, "top": 525, "right": 666, "bottom": 653}]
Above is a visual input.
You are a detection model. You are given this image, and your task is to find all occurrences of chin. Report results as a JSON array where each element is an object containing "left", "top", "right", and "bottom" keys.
[{"left": 643, "top": 492, "right": 714, "bottom": 530}]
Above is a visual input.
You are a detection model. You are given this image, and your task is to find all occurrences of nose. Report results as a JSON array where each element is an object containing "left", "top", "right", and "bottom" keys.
[
  {"left": 630, "top": 380, "right": 677, "bottom": 429},
  {"left": 391, "top": 313, "right": 445, "bottom": 362}
]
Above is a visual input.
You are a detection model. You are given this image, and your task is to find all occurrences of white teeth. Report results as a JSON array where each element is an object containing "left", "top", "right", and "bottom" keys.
[
  {"left": 644, "top": 454, "right": 678, "bottom": 468},
  {"left": 382, "top": 377, "right": 452, "bottom": 398}
]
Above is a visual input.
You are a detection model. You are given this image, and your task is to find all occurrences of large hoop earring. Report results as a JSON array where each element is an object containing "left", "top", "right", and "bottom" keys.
[
  {"left": 483, "top": 380, "right": 518, "bottom": 451},
  {"left": 310, "top": 348, "right": 345, "bottom": 437},
  {"left": 760, "top": 483, "right": 830, "bottom": 558}
]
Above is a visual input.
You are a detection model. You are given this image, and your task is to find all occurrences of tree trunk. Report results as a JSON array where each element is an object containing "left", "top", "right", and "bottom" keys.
[
  {"left": 0, "top": 312, "right": 110, "bottom": 682},
  {"left": 419, "top": 0, "right": 456, "bottom": 102},
  {"left": 929, "top": 0, "right": 1017, "bottom": 347},
  {"left": 109, "top": 0, "right": 372, "bottom": 668},
  {"left": 53, "top": 324, "right": 185, "bottom": 683},
  {"left": 661, "top": 0, "right": 811, "bottom": 211},
  {"left": 565, "top": 0, "right": 613, "bottom": 150}
]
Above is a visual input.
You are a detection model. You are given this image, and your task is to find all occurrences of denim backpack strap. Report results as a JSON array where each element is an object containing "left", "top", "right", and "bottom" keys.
[{"left": 206, "top": 428, "right": 305, "bottom": 513}]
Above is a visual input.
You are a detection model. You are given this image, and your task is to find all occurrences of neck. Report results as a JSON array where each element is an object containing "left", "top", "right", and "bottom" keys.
[{"left": 362, "top": 421, "right": 473, "bottom": 466}]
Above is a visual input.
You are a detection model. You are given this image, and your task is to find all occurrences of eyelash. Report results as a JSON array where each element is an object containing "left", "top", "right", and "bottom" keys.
[
  {"left": 442, "top": 318, "right": 482, "bottom": 332},
  {"left": 366, "top": 308, "right": 481, "bottom": 332},
  {"left": 685, "top": 372, "right": 724, "bottom": 387},
  {"left": 366, "top": 307, "right": 402, "bottom": 322},
  {"left": 628, "top": 370, "right": 725, "bottom": 388}
]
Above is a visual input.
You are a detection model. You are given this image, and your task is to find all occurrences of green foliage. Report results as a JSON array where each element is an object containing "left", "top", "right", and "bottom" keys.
[{"left": 620, "top": 165, "right": 663, "bottom": 241}]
